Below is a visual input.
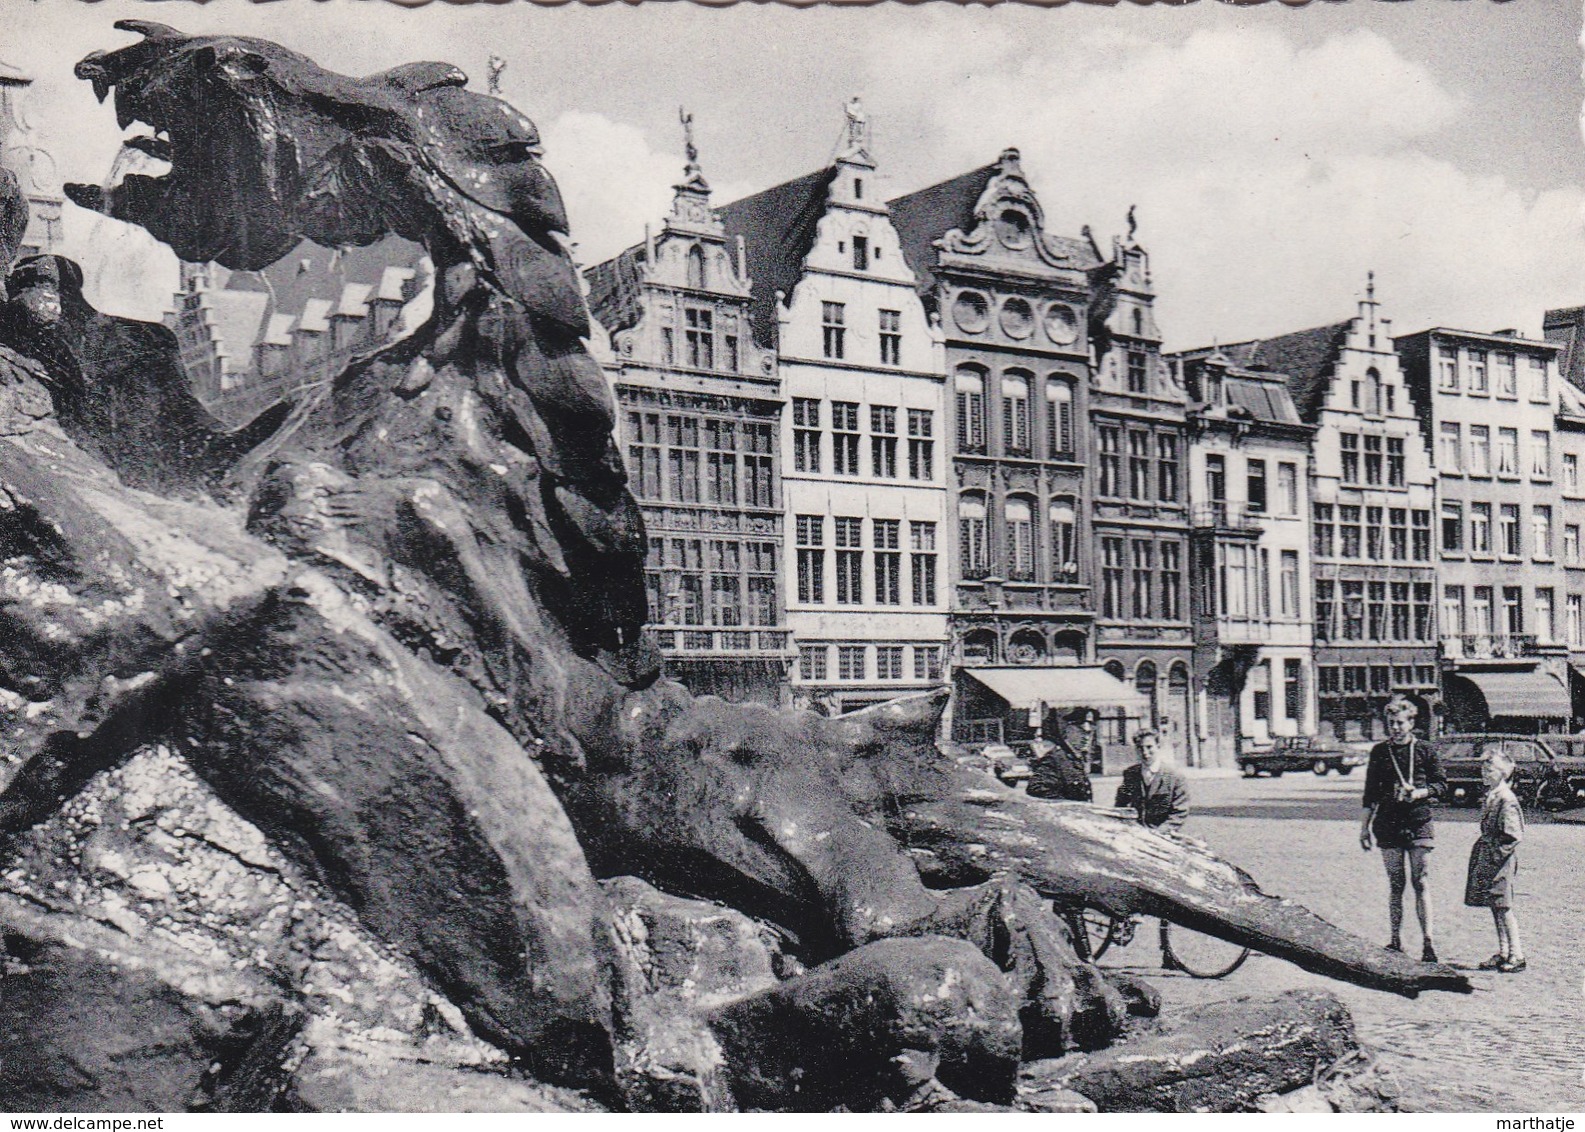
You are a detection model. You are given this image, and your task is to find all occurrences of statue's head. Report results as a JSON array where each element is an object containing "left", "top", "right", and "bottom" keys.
[{"left": 68, "top": 21, "right": 568, "bottom": 273}]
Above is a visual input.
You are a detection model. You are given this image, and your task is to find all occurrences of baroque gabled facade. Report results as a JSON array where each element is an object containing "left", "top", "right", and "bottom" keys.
[
  {"left": 586, "top": 116, "right": 789, "bottom": 705},
  {"left": 719, "top": 102, "right": 950, "bottom": 715}
]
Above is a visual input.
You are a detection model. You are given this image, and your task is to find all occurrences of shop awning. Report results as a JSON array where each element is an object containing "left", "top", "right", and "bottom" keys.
[
  {"left": 1447, "top": 670, "right": 1572, "bottom": 720},
  {"left": 961, "top": 666, "right": 1149, "bottom": 713}
]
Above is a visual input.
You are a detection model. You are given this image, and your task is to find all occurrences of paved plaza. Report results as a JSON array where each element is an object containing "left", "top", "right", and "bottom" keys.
[{"left": 1087, "top": 770, "right": 1585, "bottom": 1113}]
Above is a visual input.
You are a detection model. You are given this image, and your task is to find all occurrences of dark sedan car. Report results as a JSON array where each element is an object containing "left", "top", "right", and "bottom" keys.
[
  {"left": 1239, "top": 735, "right": 1366, "bottom": 778},
  {"left": 1428, "top": 734, "right": 1562, "bottom": 808}
]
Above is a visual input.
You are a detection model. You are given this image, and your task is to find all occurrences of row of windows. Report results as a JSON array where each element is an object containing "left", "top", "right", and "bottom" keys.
[
  {"left": 1440, "top": 584, "right": 1581, "bottom": 646},
  {"left": 1435, "top": 423, "right": 1557, "bottom": 480},
  {"left": 798, "top": 642, "right": 945, "bottom": 682},
  {"left": 791, "top": 399, "right": 935, "bottom": 480},
  {"left": 1317, "top": 665, "right": 1441, "bottom": 694},
  {"left": 642, "top": 536, "right": 779, "bottom": 629},
  {"left": 794, "top": 516, "right": 939, "bottom": 606},
  {"left": 1097, "top": 425, "right": 1181, "bottom": 502},
  {"left": 959, "top": 495, "right": 1078, "bottom": 583},
  {"left": 1439, "top": 500, "right": 1574, "bottom": 560},
  {"left": 659, "top": 303, "right": 744, "bottom": 374},
  {"left": 1197, "top": 544, "right": 1303, "bottom": 620},
  {"left": 1312, "top": 505, "right": 1433, "bottom": 561},
  {"left": 626, "top": 412, "right": 775, "bottom": 507},
  {"left": 1205, "top": 454, "right": 1301, "bottom": 515},
  {"left": 1337, "top": 433, "right": 1408, "bottom": 487},
  {"left": 954, "top": 367, "right": 1077, "bottom": 459},
  {"left": 1435, "top": 346, "right": 1549, "bottom": 401},
  {"left": 1098, "top": 537, "right": 1184, "bottom": 622},
  {"left": 1314, "top": 581, "right": 1435, "bottom": 643},
  {"left": 819, "top": 302, "right": 905, "bottom": 366}
]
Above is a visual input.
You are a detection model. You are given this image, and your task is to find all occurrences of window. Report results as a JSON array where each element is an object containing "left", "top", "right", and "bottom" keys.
[
  {"left": 1534, "top": 506, "right": 1553, "bottom": 558},
  {"left": 1497, "top": 427, "right": 1519, "bottom": 476},
  {"left": 1387, "top": 437, "right": 1405, "bottom": 486},
  {"left": 1536, "top": 588, "right": 1557, "bottom": 643},
  {"left": 1412, "top": 509, "right": 1432, "bottom": 560},
  {"left": 1247, "top": 459, "right": 1267, "bottom": 513},
  {"left": 1389, "top": 508, "right": 1408, "bottom": 561},
  {"left": 747, "top": 542, "right": 777, "bottom": 625},
  {"left": 1495, "top": 351, "right": 1516, "bottom": 397},
  {"left": 685, "top": 307, "right": 714, "bottom": 369},
  {"left": 878, "top": 308, "right": 900, "bottom": 365},
  {"left": 1002, "top": 373, "right": 1031, "bottom": 455},
  {"left": 1470, "top": 349, "right": 1489, "bottom": 394},
  {"left": 626, "top": 410, "right": 663, "bottom": 498},
  {"left": 1131, "top": 539, "right": 1154, "bottom": 619},
  {"left": 1101, "top": 537, "right": 1125, "bottom": 619},
  {"left": 1280, "top": 550, "right": 1299, "bottom": 618},
  {"left": 1314, "top": 503, "right": 1335, "bottom": 557},
  {"left": 910, "top": 522, "right": 937, "bottom": 605},
  {"left": 1340, "top": 433, "right": 1359, "bottom": 482},
  {"left": 1531, "top": 430, "right": 1551, "bottom": 478},
  {"left": 1368, "top": 581, "right": 1387, "bottom": 641},
  {"left": 1441, "top": 501, "right": 1464, "bottom": 552},
  {"left": 1049, "top": 501, "right": 1076, "bottom": 581},
  {"left": 853, "top": 235, "right": 869, "bottom": 272},
  {"left": 1006, "top": 498, "right": 1035, "bottom": 580},
  {"left": 1567, "top": 453, "right": 1580, "bottom": 491},
  {"left": 1527, "top": 355, "right": 1549, "bottom": 402},
  {"left": 1316, "top": 580, "right": 1336, "bottom": 641},
  {"left": 1503, "top": 586, "right": 1524, "bottom": 634},
  {"left": 1443, "top": 585, "right": 1465, "bottom": 637},
  {"left": 832, "top": 401, "right": 861, "bottom": 475},
  {"left": 744, "top": 423, "right": 774, "bottom": 507},
  {"left": 1366, "top": 505, "right": 1384, "bottom": 560},
  {"left": 674, "top": 540, "right": 704, "bottom": 625},
  {"left": 1472, "top": 586, "right": 1493, "bottom": 634},
  {"left": 799, "top": 644, "right": 828, "bottom": 681},
  {"left": 704, "top": 419, "right": 739, "bottom": 505},
  {"left": 1567, "top": 524, "right": 1581, "bottom": 564},
  {"left": 1470, "top": 502, "right": 1492, "bottom": 554},
  {"left": 667, "top": 415, "right": 701, "bottom": 502},
  {"left": 834, "top": 517, "right": 864, "bottom": 604},
  {"left": 661, "top": 328, "right": 674, "bottom": 365},
  {"left": 1128, "top": 431, "right": 1152, "bottom": 500},
  {"left": 1437, "top": 346, "right": 1458, "bottom": 391},
  {"left": 1098, "top": 426, "right": 1122, "bottom": 496},
  {"left": 907, "top": 409, "right": 934, "bottom": 480},
  {"left": 1438, "top": 422, "right": 1461, "bottom": 472},
  {"left": 1500, "top": 504, "right": 1521, "bottom": 556},
  {"left": 870, "top": 405, "right": 898, "bottom": 478},
  {"left": 1363, "top": 435, "right": 1382, "bottom": 485},
  {"left": 959, "top": 495, "right": 988, "bottom": 578},
  {"left": 913, "top": 645, "right": 943, "bottom": 681},
  {"left": 1157, "top": 434, "right": 1180, "bottom": 502},
  {"left": 1570, "top": 595, "right": 1583, "bottom": 649},
  {"left": 955, "top": 369, "right": 986, "bottom": 453},
  {"left": 1278, "top": 462, "right": 1298, "bottom": 515},
  {"left": 1223, "top": 543, "right": 1249, "bottom": 617},
  {"left": 872, "top": 519, "right": 901, "bottom": 605},
  {"left": 1390, "top": 582, "right": 1411, "bottom": 641},
  {"left": 837, "top": 645, "right": 866, "bottom": 681},
  {"left": 796, "top": 515, "right": 825, "bottom": 604},
  {"left": 1161, "top": 541, "right": 1182, "bottom": 620},
  {"left": 686, "top": 245, "right": 707, "bottom": 290},
  {"left": 821, "top": 301, "right": 846, "bottom": 359},
  {"left": 1205, "top": 453, "right": 1226, "bottom": 502},
  {"left": 725, "top": 330, "right": 739, "bottom": 373},
  {"left": 1127, "top": 350, "right": 1148, "bottom": 393},
  {"left": 1047, "top": 381, "right": 1074, "bottom": 458},
  {"left": 793, "top": 397, "right": 821, "bottom": 473},
  {"left": 708, "top": 541, "right": 742, "bottom": 627},
  {"left": 875, "top": 644, "right": 903, "bottom": 680},
  {"left": 1468, "top": 425, "right": 1491, "bottom": 475},
  {"left": 1339, "top": 505, "right": 1362, "bottom": 558}
]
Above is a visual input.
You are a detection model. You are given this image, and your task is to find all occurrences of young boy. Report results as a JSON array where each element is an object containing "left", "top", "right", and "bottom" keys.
[{"left": 1464, "top": 749, "right": 1526, "bottom": 973}]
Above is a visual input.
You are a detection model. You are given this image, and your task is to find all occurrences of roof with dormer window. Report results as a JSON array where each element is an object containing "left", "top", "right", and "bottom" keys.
[{"left": 1206, "top": 322, "right": 1352, "bottom": 424}]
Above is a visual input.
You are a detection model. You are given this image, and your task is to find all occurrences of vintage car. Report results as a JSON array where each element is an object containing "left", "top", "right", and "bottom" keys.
[
  {"left": 1238, "top": 735, "right": 1366, "bottom": 778},
  {"left": 1429, "top": 733, "right": 1585, "bottom": 809}
]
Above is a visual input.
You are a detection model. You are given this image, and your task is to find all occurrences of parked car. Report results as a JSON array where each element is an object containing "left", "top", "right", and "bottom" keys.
[
  {"left": 1429, "top": 734, "right": 1559, "bottom": 809},
  {"left": 970, "top": 741, "right": 1033, "bottom": 785},
  {"left": 1239, "top": 735, "right": 1365, "bottom": 778}
]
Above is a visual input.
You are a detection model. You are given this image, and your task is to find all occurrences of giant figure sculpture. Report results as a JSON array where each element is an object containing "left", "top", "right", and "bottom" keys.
[{"left": 0, "top": 22, "right": 1465, "bottom": 1113}]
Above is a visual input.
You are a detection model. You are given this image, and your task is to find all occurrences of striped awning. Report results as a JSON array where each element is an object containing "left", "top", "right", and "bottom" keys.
[{"left": 1447, "top": 670, "right": 1572, "bottom": 720}]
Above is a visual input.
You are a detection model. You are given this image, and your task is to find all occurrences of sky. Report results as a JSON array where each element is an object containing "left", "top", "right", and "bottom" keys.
[{"left": 1, "top": 0, "right": 1581, "bottom": 350}]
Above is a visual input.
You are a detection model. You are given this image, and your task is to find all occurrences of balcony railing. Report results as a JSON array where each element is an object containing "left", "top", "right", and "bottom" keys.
[
  {"left": 1190, "top": 502, "right": 1262, "bottom": 532},
  {"left": 1441, "top": 633, "right": 1539, "bottom": 660},
  {"left": 652, "top": 628, "right": 792, "bottom": 654}
]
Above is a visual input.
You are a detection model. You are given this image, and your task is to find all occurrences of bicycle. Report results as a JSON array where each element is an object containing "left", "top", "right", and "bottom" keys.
[{"left": 1064, "top": 906, "right": 1252, "bottom": 979}]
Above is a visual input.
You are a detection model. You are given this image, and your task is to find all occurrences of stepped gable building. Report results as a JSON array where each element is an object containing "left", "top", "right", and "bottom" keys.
[
  {"left": 585, "top": 112, "right": 789, "bottom": 705},
  {"left": 889, "top": 149, "right": 1149, "bottom": 753},
  {"left": 1168, "top": 349, "right": 1317, "bottom": 769},
  {"left": 168, "top": 235, "right": 429, "bottom": 427},
  {"left": 718, "top": 100, "right": 950, "bottom": 715},
  {"left": 1212, "top": 280, "right": 1438, "bottom": 743},
  {"left": 1397, "top": 325, "right": 1572, "bottom": 733},
  {"left": 0, "top": 57, "right": 63, "bottom": 256}
]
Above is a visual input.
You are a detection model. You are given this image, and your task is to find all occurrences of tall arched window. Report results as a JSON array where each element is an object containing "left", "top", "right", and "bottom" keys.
[
  {"left": 1050, "top": 499, "right": 1076, "bottom": 581},
  {"left": 960, "top": 493, "right": 988, "bottom": 578},
  {"left": 956, "top": 367, "right": 986, "bottom": 453},
  {"left": 686, "top": 244, "right": 707, "bottom": 290},
  {"left": 1005, "top": 496, "right": 1034, "bottom": 580},
  {"left": 1002, "top": 371, "right": 1031, "bottom": 455},
  {"left": 1136, "top": 661, "right": 1159, "bottom": 727},
  {"left": 1046, "top": 379, "right": 1074, "bottom": 459},
  {"left": 1365, "top": 367, "right": 1382, "bottom": 415}
]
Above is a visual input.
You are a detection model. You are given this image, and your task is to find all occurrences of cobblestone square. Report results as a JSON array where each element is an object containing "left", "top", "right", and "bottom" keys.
[{"left": 1090, "top": 770, "right": 1585, "bottom": 1113}]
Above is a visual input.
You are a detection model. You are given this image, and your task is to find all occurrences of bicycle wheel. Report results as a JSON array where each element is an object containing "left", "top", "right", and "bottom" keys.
[
  {"left": 1067, "top": 910, "right": 1118, "bottom": 961},
  {"left": 1161, "top": 922, "right": 1250, "bottom": 978}
]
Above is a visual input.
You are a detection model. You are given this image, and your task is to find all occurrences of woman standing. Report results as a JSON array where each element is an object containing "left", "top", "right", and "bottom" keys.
[{"left": 1359, "top": 696, "right": 1446, "bottom": 962}]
